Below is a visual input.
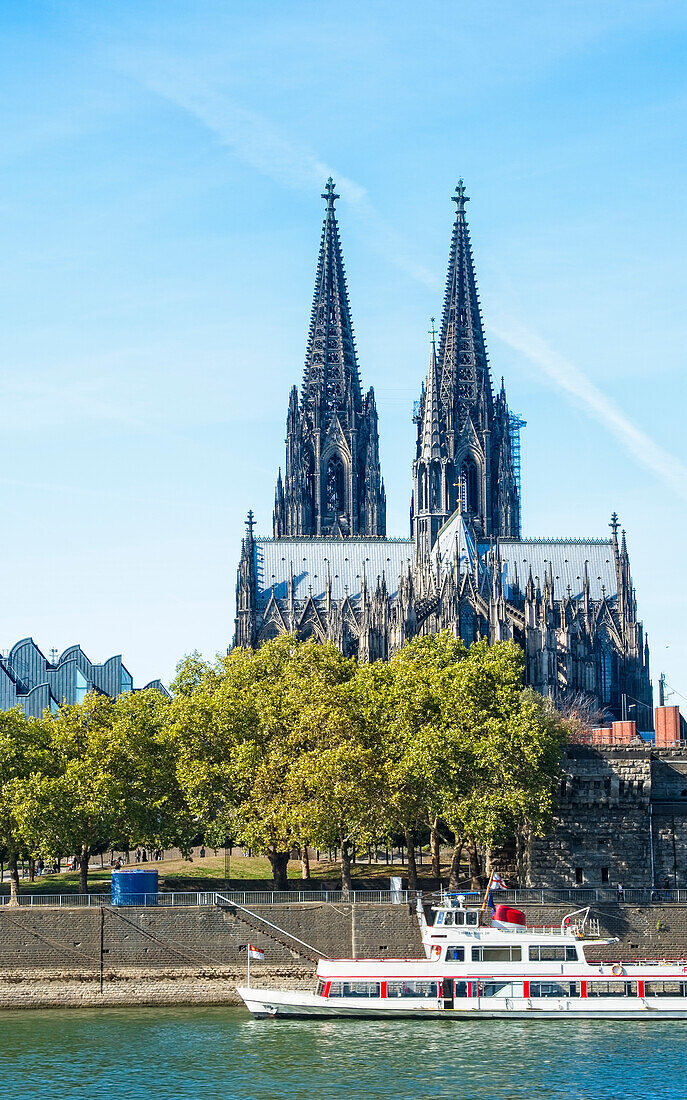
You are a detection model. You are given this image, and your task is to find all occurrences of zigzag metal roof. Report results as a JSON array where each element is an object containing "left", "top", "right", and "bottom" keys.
[
  {"left": 255, "top": 531, "right": 618, "bottom": 606},
  {"left": 498, "top": 538, "right": 617, "bottom": 601},
  {"left": 255, "top": 538, "right": 414, "bottom": 603}
]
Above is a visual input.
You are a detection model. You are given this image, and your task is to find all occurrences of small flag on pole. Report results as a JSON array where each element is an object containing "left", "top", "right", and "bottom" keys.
[
  {"left": 248, "top": 944, "right": 265, "bottom": 961},
  {"left": 492, "top": 872, "right": 506, "bottom": 890}
]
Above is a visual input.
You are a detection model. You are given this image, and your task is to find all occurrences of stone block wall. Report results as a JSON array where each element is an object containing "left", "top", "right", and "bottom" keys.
[
  {"left": 0, "top": 900, "right": 686, "bottom": 1009},
  {"left": 527, "top": 745, "right": 687, "bottom": 889},
  {"left": 0, "top": 902, "right": 422, "bottom": 973}
]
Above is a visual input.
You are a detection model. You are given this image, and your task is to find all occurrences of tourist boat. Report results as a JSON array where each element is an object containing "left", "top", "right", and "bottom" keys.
[{"left": 237, "top": 894, "right": 687, "bottom": 1019}]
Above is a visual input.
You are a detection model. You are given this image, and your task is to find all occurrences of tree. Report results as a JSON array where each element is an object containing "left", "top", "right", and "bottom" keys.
[
  {"left": 12, "top": 689, "right": 192, "bottom": 893},
  {"left": 433, "top": 639, "right": 566, "bottom": 886},
  {"left": 171, "top": 636, "right": 358, "bottom": 889},
  {"left": 360, "top": 634, "right": 470, "bottom": 888},
  {"left": 287, "top": 699, "right": 387, "bottom": 896},
  {"left": 0, "top": 709, "right": 50, "bottom": 901}
]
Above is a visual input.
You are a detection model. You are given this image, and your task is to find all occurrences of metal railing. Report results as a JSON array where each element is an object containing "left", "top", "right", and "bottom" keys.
[
  {"left": 0, "top": 888, "right": 417, "bottom": 908},
  {"left": 490, "top": 888, "right": 687, "bottom": 905},
  {"left": 1, "top": 886, "right": 686, "bottom": 908}
]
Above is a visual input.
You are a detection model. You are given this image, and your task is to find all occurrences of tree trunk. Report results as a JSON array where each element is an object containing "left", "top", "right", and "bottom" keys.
[
  {"left": 404, "top": 828, "right": 418, "bottom": 892},
  {"left": 300, "top": 846, "right": 310, "bottom": 881},
  {"left": 78, "top": 847, "right": 90, "bottom": 895},
  {"left": 468, "top": 837, "right": 481, "bottom": 890},
  {"left": 448, "top": 839, "right": 464, "bottom": 892},
  {"left": 267, "top": 850, "right": 290, "bottom": 890},
  {"left": 340, "top": 839, "right": 353, "bottom": 897},
  {"left": 8, "top": 855, "right": 20, "bottom": 904},
  {"left": 430, "top": 821, "right": 441, "bottom": 879}
]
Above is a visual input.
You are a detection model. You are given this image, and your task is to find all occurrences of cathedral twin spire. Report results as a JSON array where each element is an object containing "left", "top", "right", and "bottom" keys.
[
  {"left": 273, "top": 179, "right": 386, "bottom": 539},
  {"left": 437, "top": 180, "right": 492, "bottom": 433},
  {"left": 411, "top": 180, "right": 521, "bottom": 551},
  {"left": 272, "top": 176, "right": 519, "bottom": 548},
  {"left": 301, "top": 178, "right": 362, "bottom": 417}
]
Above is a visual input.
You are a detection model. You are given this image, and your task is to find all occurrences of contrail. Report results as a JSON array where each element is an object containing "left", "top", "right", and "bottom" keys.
[
  {"left": 130, "top": 60, "right": 438, "bottom": 290},
  {"left": 490, "top": 320, "right": 687, "bottom": 502}
]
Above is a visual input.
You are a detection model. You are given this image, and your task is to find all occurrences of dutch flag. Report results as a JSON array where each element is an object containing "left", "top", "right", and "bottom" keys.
[{"left": 248, "top": 944, "right": 265, "bottom": 961}]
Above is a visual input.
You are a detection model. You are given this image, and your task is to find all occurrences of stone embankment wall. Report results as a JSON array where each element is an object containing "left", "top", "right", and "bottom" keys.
[
  {"left": 0, "top": 901, "right": 420, "bottom": 1009},
  {"left": 527, "top": 746, "right": 687, "bottom": 889},
  {"left": 1, "top": 901, "right": 686, "bottom": 1009}
]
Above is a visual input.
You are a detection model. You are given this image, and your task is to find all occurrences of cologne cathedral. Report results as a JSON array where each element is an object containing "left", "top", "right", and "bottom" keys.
[{"left": 235, "top": 179, "right": 653, "bottom": 725}]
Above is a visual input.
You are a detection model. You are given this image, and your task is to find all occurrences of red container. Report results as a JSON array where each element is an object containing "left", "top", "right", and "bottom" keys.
[{"left": 494, "top": 904, "right": 526, "bottom": 926}]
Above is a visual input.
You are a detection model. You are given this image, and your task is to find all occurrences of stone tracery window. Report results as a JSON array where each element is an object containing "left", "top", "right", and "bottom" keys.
[
  {"left": 461, "top": 459, "right": 478, "bottom": 513},
  {"left": 326, "top": 455, "right": 345, "bottom": 513},
  {"left": 430, "top": 463, "right": 441, "bottom": 510}
]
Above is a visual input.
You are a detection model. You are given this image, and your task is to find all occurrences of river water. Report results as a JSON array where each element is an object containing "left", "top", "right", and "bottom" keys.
[{"left": 2, "top": 1006, "right": 685, "bottom": 1099}]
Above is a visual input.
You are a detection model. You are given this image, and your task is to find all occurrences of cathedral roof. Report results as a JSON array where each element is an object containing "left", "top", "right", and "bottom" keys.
[
  {"left": 433, "top": 509, "right": 476, "bottom": 573},
  {"left": 255, "top": 537, "right": 413, "bottom": 603},
  {"left": 433, "top": 509, "right": 618, "bottom": 601},
  {"left": 498, "top": 538, "right": 617, "bottom": 601}
]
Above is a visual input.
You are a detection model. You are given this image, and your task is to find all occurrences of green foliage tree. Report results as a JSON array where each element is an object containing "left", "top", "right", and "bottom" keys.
[
  {"left": 171, "top": 636, "right": 359, "bottom": 889},
  {"left": 382, "top": 632, "right": 470, "bottom": 886},
  {"left": 12, "top": 689, "right": 193, "bottom": 893},
  {"left": 360, "top": 633, "right": 565, "bottom": 891},
  {"left": 424, "top": 636, "right": 565, "bottom": 886},
  {"left": 0, "top": 709, "right": 50, "bottom": 901}
]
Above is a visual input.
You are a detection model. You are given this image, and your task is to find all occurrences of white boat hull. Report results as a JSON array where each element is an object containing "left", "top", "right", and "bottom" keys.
[{"left": 237, "top": 987, "right": 687, "bottom": 1021}]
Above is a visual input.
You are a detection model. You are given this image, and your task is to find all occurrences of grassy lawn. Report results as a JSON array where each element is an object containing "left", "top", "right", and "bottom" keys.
[{"left": 0, "top": 850, "right": 454, "bottom": 895}]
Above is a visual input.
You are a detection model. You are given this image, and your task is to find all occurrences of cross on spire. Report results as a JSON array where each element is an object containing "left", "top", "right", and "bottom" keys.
[
  {"left": 452, "top": 178, "right": 469, "bottom": 211},
  {"left": 428, "top": 316, "right": 437, "bottom": 345},
  {"left": 246, "top": 510, "right": 255, "bottom": 539},
  {"left": 322, "top": 177, "right": 339, "bottom": 207}
]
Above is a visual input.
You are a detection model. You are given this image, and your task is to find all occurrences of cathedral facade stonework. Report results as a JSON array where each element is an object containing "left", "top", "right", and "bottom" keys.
[{"left": 235, "top": 180, "right": 653, "bottom": 727}]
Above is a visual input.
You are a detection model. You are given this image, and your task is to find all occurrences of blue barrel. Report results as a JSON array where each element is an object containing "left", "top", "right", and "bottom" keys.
[{"left": 111, "top": 869, "right": 158, "bottom": 906}]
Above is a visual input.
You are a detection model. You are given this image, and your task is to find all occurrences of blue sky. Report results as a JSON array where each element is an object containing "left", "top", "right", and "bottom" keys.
[{"left": 1, "top": 0, "right": 686, "bottom": 707}]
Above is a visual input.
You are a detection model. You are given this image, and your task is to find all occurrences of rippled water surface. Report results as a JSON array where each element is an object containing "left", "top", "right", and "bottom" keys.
[{"left": 2, "top": 1006, "right": 686, "bottom": 1099}]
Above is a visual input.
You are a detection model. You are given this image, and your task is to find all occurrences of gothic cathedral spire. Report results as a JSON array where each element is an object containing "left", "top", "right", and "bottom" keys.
[
  {"left": 273, "top": 180, "right": 386, "bottom": 538},
  {"left": 411, "top": 320, "right": 448, "bottom": 556},
  {"left": 411, "top": 180, "right": 520, "bottom": 550}
]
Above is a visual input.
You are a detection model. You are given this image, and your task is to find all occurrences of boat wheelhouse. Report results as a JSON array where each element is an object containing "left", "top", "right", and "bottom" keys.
[{"left": 238, "top": 894, "right": 687, "bottom": 1020}]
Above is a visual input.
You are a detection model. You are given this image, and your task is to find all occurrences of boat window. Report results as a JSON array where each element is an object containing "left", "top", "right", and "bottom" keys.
[
  {"left": 477, "top": 981, "right": 525, "bottom": 998},
  {"left": 445, "top": 947, "right": 465, "bottom": 961},
  {"left": 435, "top": 912, "right": 445, "bottom": 925},
  {"left": 444, "top": 912, "right": 454, "bottom": 926},
  {"left": 585, "top": 981, "right": 637, "bottom": 998},
  {"left": 472, "top": 945, "right": 522, "bottom": 962},
  {"left": 453, "top": 911, "right": 465, "bottom": 925},
  {"left": 529, "top": 981, "right": 580, "bottom": 998},
  {"left": 644, "top": 981, "right": 687, "bottom": 997},
  {"left": 386, "top": 980, "right": 439, "bottom": 999},
  {"left": 465, "top": 911, "right": 478, "bottom": 926},
  {"left": 529, "top": 945, "right": 578, "bottom": 962},
  {"left": 328, "top": 981, "right": 380, "bottom": 998},
  {"left": 316, "top": 980, "right": 326, "bottom": 997},
  {"left": 453, "top": 980, "right": 469, "bottom": 998}
]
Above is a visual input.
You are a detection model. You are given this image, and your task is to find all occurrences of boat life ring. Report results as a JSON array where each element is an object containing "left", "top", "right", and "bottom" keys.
[
  {"left": 612, "top": 964, "right": 624, "bottom": 976},
  {"left": 431, "top": 945, "right": 441, "bottom": 959}
]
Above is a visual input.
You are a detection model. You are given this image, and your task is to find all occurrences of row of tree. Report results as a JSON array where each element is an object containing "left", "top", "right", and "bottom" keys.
[{"left": 0, "top": 633, "right": 566, "bottom": 896}]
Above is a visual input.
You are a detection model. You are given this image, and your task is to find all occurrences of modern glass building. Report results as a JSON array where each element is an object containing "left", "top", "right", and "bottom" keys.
[{"left": 0, "top": 637, "right": 169, "bottom": 718}]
